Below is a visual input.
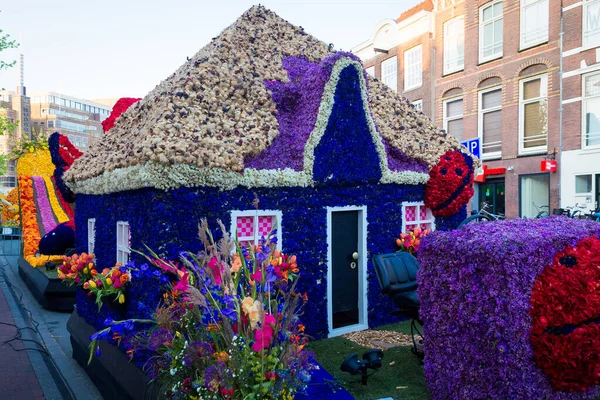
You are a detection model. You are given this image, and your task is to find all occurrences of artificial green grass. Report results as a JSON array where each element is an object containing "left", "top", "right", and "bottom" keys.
[
  {"left": 309, "top": 321, "right": 428, "bottom": 400},
  {"left": 38, "top": 265, "right": 59, "bottom": 279}
]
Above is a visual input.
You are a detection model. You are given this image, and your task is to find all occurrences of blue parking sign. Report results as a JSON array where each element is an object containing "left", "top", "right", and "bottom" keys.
[{"left": 460, "top": 138, "right": 481, "bottom": 159}]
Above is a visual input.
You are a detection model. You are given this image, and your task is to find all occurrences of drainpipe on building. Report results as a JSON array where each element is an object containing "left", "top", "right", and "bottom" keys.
[{"left": 558, "top": 5, "right": 564, "bottom": 208}]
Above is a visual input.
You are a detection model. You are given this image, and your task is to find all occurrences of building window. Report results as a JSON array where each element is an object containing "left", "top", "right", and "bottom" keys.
[
  {"left": 479, "top": 0, "right": 503, "bottom": 62},
  {"left": 47, "top": 120, "right": 54, "bottom": 128},
  {"left": 7, "top": 160, "right": 15, "bottom": 172},
  {"left": 584, "top": 0, "right": 600, "bottom": 48},
  {"left": 404, "top": 45, "right": 422, "bottom": 91},
  {"left": 519, "top": 74, "right": 548, "bottom": 154},
  {"left": 401, "top": 202, "right": 435, "bottom": 233},
  {"left": 116, "top": 221, "right": 130, "bottom": 265},
  {"left": 443, "top": 97, "right": 464, "bottom": 141},
  {"left": 478, "top": 87, "right": 502, "bottom": 158},
  {"left": 521, "top": 0, "right": 549, "bottom": 49},
  {"left": 366, "top": 66, "right": 375, "bottom": 77},
  {"left": 583, "top": 72, "right": 600, "bottom": 147},
  {"left": 230, "top": 210, "right": 282, "bottom": 250},
  {"left": 519, "top": 173, "right": 550, "bottom": 218},
  {"left": 444, "top": 16, "right": 465, "bottom": 74},
  {"left": 381, "top": 56, "right": 398, "bottom": 92},
  {"left": 0, "top": 176, "right": 16, "bottom": 188},
  {"left": 88, "top": 218, "right": 96, "bottom": 255},
  {"left": 576, "top": 174, "right": 593, "bottom": 194},
  {"left": 412, "top": 99, "right": 423, "bottom": 112}
]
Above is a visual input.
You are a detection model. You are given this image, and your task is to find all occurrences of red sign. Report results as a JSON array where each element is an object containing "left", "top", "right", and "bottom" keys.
[
  {"left": 474, "top": 165, "right": 507, "bottom": 183},
  {"left": 541, "top": 160, "right": 557, "bottom": 172}
]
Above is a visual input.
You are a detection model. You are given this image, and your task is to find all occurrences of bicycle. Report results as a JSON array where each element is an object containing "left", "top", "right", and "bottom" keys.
[
  {"left": 563, "top": 203, "right": 587, "bottom": 219},
  {"left": 584, "top": 206, "right": 600, "bottom": 222},
  {"left": 458, "top": 202, "right": 505, "bottom": 228},
  {"left": 532, "top": 203, "right": 549, "bottom": 219}
]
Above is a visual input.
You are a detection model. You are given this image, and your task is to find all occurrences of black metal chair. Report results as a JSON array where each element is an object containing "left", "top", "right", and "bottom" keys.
[{"left": 372, "top": 252, "right": 423, "bottom": 360}]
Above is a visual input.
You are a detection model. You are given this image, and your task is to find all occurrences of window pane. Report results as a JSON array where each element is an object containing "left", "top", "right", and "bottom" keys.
[
  {"left": 520, "top": 174, "right": 550, "bottom": 218},
  {"left": 586, "top": 1, "right": 600, "bottom": 46},
  {"left": 494, "top": 21, "right": 503, "bottom": 53},
  {"left": 585, "top": 97, "right": 600, "bottom": 146},
  {"left": 483, "top": 110, "right": 502, "bottom": 153},
  {"left": 445, "top": 17, "right": 464, "bottom": 72},
  {"left": 524, "top": 101, "right": 546, "bottom": 147},
  {"left": 447, "top": 119, "right": 464, "bottom": 141},
  {"left": 381, "top": 57, "right": 398, "bottom": 92},
  {"left": 483, "top": 6, "right": 493, "bottom": 21},
  {"left": 524, "top": 79, "right": 541, "bottom": 100},
  {"left": 404, "top": 46, "right": 422, "bottom": 89},
  {"left": 585, "top": 73, "right": 600, "bottom": 97},
  {"left": 522, "top": 0, "right": 549, "bottom": 47},
  {"left": 482, "top": 89, "right": 502, "bottom": 109},
  {"left": 447, "top": 99, "right": 463, "bottom": 117},
  {"left": 494, "top": 2, "right": 503, "bottom": 15},
  {"left": 576, "top": 175, "right": 593, "bottom": 193}
]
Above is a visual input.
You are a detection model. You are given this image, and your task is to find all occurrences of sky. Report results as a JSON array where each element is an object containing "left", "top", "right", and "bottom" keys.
[{"left": 0, "top": 0, "right": 419, "bottom": 102}]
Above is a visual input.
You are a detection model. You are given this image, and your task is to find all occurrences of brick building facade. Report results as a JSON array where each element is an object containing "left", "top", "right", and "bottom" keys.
[
  {"left": 560, "top": 0, "right": 600, "bottom": 215},
  {"left": 354, "top": 0, "right": 565, "bottom": 219}
]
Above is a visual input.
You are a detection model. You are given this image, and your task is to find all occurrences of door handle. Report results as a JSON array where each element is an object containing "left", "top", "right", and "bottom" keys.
[
  {"left": 352, "top": 252, "right": 359, "bottom": 260},
  {"left": 350, "top": 262, "right": 357, "bottom": 269}
]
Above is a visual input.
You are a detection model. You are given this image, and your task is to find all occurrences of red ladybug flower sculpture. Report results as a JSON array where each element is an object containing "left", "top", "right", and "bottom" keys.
[
  {"left": 530, "top": 236, "right": 600, "bottom": 392},
  {"left": 424, "top": 150, "right": 474, "bottom": 217}
]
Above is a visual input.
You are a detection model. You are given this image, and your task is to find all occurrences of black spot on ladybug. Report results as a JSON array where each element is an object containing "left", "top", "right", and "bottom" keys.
[
  {"left": 440, "top": 168, "right": 447, "bottom": 175},
  {"left": 445, "top": 156, "right": 452, "bottom": 161},
  {"left": 559, "top": 255, "right": 577, "bottom": 268},
  {"left": 455, "top": 168, "right": 463, "bottom": 176}
]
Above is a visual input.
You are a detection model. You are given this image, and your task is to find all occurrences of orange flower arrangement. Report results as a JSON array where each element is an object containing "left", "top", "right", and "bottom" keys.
[
  {"left": 18, "top": 177, "right": 41, "bottom": 257},
  {"left": 1, "top": 188, "right": 20, "bottom": 226}
]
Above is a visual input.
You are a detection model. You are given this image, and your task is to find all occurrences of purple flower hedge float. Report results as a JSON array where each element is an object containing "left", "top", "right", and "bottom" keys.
[{"left": 418, "top": 217, "right": 600, "bottom": 399}]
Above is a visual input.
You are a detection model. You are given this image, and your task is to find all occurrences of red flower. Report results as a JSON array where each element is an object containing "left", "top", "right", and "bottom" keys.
[
  {"left": 530, "top": 236, "right": 600, "bottom": 391},
  {"left": 101, "top": 97, "right": 141, "bottom": 133}
]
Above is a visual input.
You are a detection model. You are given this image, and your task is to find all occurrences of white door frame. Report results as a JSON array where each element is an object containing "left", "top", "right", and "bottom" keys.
[{"left": 326, "top": 205, "right": 369, "bottom": 337}]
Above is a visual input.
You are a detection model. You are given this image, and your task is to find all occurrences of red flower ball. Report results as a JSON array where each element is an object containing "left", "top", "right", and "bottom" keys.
[
  {"left": 530, "top": 236, "right": 600, "bottom": 392},
  {"left": 424, "top": 151, "right": 474, "bottom": 217},
  {"left": 101, "top": 97, "right": 141, "bottom": 133}
]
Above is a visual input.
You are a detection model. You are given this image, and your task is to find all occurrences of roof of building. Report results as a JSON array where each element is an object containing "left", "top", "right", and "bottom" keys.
[
  {"left": 65, "top": 5, "right": 464, "bottom": 193},
  {"left": 396, "top": 0, "right": 434, "bottom": 23}
]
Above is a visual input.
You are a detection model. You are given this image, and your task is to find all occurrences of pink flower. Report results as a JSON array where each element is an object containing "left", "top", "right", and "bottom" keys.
[
  {"left": 173, "top": 269, "right": 189, "bottom": 292},
  {"left": 207, "top": 257, "right": 222, "bottom": 285},
  {"left": 252, "top": 314, "right": 276, "bottom": 352},
  {"left": 250, "top": 268, "right": 262, "bottom": 283}
]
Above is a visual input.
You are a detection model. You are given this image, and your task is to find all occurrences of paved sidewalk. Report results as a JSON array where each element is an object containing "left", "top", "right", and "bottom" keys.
[
  {"left": 0, "top": 251, "right": 102, "bottom": 400},
  {"left": 0, "top": 287, "right": 45, "bottom": 399}
]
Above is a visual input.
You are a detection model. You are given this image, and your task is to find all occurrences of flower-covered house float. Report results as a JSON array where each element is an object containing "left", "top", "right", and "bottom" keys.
[{"left": 64, "top": 6, "right": 474, "bottom": 340}]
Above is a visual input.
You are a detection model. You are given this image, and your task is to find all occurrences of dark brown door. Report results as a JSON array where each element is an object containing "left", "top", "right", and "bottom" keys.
[{"left": 331, "top": 211, "right": 359, "bottom": 329}]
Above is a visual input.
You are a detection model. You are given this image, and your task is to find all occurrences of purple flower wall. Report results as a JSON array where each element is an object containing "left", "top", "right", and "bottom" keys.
[{"left": 418, "top": 217, "right": 600, "bottom": 399}]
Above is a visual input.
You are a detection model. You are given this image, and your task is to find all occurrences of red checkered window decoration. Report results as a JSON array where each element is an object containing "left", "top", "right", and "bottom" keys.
[
  {"left": 402, "top": 202, "right": 435, "bottom": 233},
  {"left": 230, "top": 210, "right": 282, "bottom": 250}
]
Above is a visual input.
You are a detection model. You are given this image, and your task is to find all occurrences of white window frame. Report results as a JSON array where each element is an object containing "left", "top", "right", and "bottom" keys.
[
  {"left": 478, "top": 86, "right": 503, "bottom": 160},
  {"left": 87, "top": 218, "right": 96, "bottom": 255},
  {"left": 443, "top": 97, "right": 464, "bottom": 140},
  {"left": 401, "top": 202, "right": 435, "bottom": 233},
  {"left": 230, "top": 210, "right": 282, "bottom": 251},
  {"left": 584, "top": 0, "right": 600, "bottom": 49},
  {"left": 116, "top": 221, "right": 131, "bottom": 265},
  {"left": 444, "top": 16, "right": 465, "bottom": 75},
  {"left": 404, "top": 45, "right": 422, "bottom": 91},
  {"left": 412, "top": 99, "right": 423, "bottom": 112},
  {"left": 520, "top": 0, "right": 549, "bottom": 50},
  {"left": 479, "top": 0, "right": 503, "bottom": 63},
  {"left": 365, "top": 66, "right": 375, "bottom": 78},
  {"left": 518, "top": 74, "right": 548, "bottom": 155},
  {"left": 582, "top": 71, "right": 600, "bottom": 149},
  {"left": 381, "top": 56, "right": 398, "bottom": 92}
]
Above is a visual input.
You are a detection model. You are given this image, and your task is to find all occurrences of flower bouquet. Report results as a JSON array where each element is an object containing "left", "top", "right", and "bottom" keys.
[
  {"left": 59, "top": 254, "right": 131, "bottom": 310},
  {"left": 396, "top": 226, "right": 430, "bottom": 255},
  {"left": 89, "top": 220, "right": 316, "bottom": 399}
]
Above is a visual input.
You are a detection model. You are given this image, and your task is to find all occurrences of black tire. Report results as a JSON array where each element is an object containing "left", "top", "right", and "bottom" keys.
[
  {"left": 458, "top": 214, "right": 492, "bottom": 228},
  {"left": 535, "top": 211, "right": 548, "bottom": 219}
]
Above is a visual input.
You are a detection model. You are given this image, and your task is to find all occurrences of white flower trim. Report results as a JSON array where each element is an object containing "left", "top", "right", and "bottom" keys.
[
  {"left": 303, "top": 57, "right": 399, "bottom": 185},
  {"left": 68, "top": 56, "right": 431, "bottom": 195},
  {"left": 67, "top": 162, "right": 428, "bottom": 195}
]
